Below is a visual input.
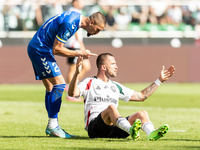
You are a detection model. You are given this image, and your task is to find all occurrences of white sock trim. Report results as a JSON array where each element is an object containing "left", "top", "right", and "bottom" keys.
[
  {"left": 48, "top": 118, "right": 59, "bottom": 129},
  {"left": 116, "top": 117, "right": 132, "bottom": 134},
  {"left": 142, "top": 122, "right": 155, "bottom": 136}
]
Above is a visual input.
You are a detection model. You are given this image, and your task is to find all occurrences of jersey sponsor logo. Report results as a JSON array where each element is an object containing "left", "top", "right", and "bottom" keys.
[{"left": 94, "top": 96, "right": 117, "bottom": 104}]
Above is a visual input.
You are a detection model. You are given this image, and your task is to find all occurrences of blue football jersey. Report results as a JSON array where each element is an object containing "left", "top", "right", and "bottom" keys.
[{"left": 29, "top": 11, "right": 81, "bottom": 53}]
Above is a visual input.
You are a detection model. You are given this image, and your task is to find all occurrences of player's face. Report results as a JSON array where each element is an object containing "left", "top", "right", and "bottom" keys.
[
  {"left": 87, "top": 22, "right": 105, "bottom": 37},
  {"left": 104, "top": 56, "right": 118, "bottom": 78}
]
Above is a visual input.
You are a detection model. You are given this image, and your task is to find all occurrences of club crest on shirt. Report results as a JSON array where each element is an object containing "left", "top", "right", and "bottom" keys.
[
  {"left": 110, "top": 86, "right": 116, "bottom": 92},
  {"left": 63, "top": 30, "right": 71, "bottom": 39},
  {"left": 104, "top": 85, "right": 108, "bottom": 89}
]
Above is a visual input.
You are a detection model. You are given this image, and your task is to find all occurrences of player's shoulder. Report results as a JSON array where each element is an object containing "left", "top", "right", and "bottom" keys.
[
  {"left": 68, "top": 7, "right": 80, "bottom": 13},
  {"left": 63, "top": 11, "right": 81, "bottom": 19},
  {"left": 110, "top": 80, "right": 126, "bottom": 91},
  {"left": 80, "top": 76, "right": 96, "bottom": 83},
  {"left": 61, "top": 11, "right": 81, "bottom": 27},
  {"left": 111, "top": 80, "right": 120, "bottom": 86}
]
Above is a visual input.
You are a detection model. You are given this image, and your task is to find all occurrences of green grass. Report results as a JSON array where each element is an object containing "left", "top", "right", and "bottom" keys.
[{"left": 0, "top": 83, "right": 200, "bottom": 150}]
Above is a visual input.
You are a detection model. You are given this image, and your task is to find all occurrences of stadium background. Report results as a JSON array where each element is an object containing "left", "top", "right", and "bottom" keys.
[{"left": 0, "top": 0, "right": 200, "bottom": 83}]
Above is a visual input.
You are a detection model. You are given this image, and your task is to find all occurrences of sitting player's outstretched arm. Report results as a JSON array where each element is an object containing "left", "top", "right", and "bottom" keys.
[
  {"left": 129, "top": 65, "right": 175, "bottom": 101},
  {"left": 68, "top": 56, "right": 84, "bottom": 97}
]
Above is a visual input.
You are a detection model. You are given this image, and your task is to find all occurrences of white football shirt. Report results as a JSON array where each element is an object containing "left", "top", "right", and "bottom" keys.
[{"left": 77, "top": 76, "right": 135, "bottom": 131}]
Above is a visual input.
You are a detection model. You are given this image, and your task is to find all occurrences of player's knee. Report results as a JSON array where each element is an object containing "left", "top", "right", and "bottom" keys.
[
  {"left": 107, "top": 104, "right": 117, "bottom": 112},
  {"left": 142, "top": 110, "right": 148, "bottom": 116},
  {"left": 137, "top": 110, "right": 148, "bottom": 118}
]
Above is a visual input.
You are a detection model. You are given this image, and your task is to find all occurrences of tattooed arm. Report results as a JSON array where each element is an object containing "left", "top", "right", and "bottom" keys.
[
  {"left": 129, "top": 82, "right": 159, "bottom": 101},
  {"left": 129, "top": 65, "right": 175, "bottom": 101}
]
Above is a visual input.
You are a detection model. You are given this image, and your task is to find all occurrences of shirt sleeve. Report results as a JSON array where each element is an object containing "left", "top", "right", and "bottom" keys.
[
  {"left": 113, "top": 81, "right": 135, "bottom": 102},
  {"left": 56, "top": 11, "right": 81, "bottom": 43},
  {"left": 56, "top": 23, "right": 72, "bottom": 43},
  {"left": 77, "top": 78, "right": 91, "bottom": 98}
]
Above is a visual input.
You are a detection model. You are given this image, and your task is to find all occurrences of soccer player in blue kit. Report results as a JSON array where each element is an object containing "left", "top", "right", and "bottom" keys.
[{"left": 27, "top": 11, "right": 106, "bottom": 138}]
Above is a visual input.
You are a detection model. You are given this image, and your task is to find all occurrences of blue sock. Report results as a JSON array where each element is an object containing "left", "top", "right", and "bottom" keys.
[
  {"left": 48, "top": 84, "right": 66, "bottom": 118},
  {"left": 45, "top": 91, "right": 51, "bottom": 116}
]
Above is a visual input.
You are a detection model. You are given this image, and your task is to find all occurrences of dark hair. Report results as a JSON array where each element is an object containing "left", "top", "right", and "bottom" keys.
[
  {"left": 89, "top": 12, "right": 106, "bottom": 26},
  {"left": 96, "top": 53, "right": 114, "bottom": 69}
]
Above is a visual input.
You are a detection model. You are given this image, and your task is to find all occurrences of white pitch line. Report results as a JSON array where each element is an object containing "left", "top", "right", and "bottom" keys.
[
  {"left": 0, "top": 101, "right": 200, "bottom": 112},
  {"left": 169, "top": 130, "right": 187, "bottom": 132},
  {"left": 118, "top": 105, "right": 200, "bottom": 112},
  {"left": 0, "top": 101, "right": 83, "bottom": 107}
]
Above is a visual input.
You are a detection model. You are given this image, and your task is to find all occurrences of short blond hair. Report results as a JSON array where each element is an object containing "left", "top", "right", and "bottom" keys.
[{"left": 89, "top": 12, "right": 106, "bottom": 26}]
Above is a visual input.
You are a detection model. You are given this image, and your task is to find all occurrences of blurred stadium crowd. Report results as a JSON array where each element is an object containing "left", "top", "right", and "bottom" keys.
[{"left": 0, "top": 0, "right": 200, "bottom": 33}]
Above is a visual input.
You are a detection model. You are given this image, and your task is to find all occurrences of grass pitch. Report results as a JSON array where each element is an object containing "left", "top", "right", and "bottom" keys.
[{"left": 0, "top": 83, "right": 200, "bottom": 150}]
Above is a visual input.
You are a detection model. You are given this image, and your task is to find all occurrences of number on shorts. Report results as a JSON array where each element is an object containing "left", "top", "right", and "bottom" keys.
[{"left": 52, "top": 62, "right": 59, "bottom": 72}]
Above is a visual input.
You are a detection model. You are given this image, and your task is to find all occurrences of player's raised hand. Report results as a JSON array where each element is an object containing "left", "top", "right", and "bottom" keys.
[
  {"left": 159, "top": 65, "right": 175, "bottom": 82},
  {"left": 76, "top": 56, "right": 83, "bottom": 74},
  {"left": 81, "top": 49, "right": 97, "bottom": 59}
]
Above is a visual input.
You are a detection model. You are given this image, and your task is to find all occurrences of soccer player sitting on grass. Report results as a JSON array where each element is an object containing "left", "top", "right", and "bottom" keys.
[{"left": 68, "top": 53, "right": 175, "bottom": 140}]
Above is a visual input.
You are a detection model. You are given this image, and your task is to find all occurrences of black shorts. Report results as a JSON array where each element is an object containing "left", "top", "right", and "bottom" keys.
[
  {"left": 66, "top": 48, "right": 80, "bottom": 64},
  {"left": 88, "top": 113, "right": 130, "bottom": 138}
]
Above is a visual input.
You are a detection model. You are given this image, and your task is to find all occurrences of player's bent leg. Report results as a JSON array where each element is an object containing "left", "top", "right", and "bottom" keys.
[
  {"left": 128, "top": 110, "right": 150, "bottom": 125},
  {"left": 101, "top": 105, "right": 121, "bottom": 126},
  {"left": 147, "top": 124, "right": 169, "bottom": 141},
  {"left": 102, "top": 105, "right": 141, "bottom": 140},
  {"left": 130, "top": 119, "right": 142, "bottom": 141}
]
